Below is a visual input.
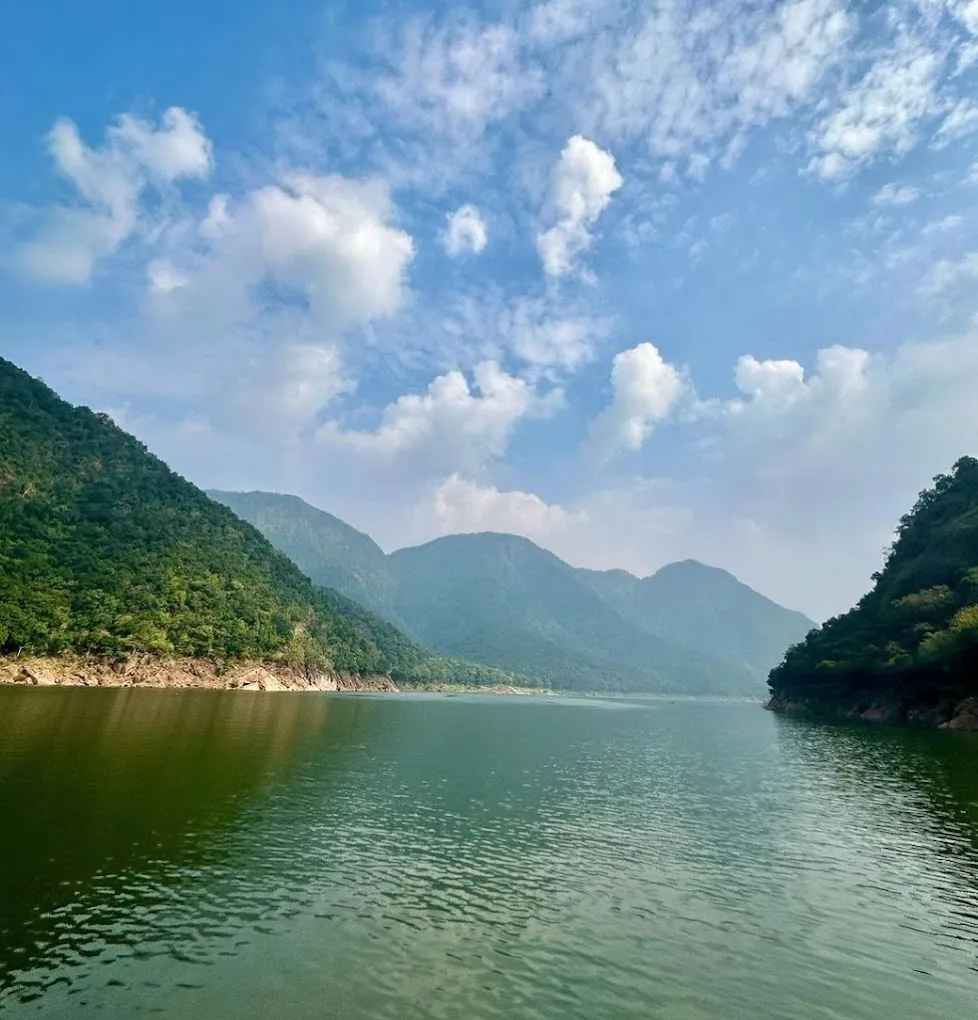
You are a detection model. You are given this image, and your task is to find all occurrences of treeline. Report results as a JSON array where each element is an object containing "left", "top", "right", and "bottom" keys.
[{"left": 769, "top": 456, "right": 978, "bottom": 717}]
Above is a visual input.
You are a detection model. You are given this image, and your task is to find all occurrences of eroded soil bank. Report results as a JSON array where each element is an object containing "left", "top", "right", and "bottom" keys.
[{"left": 0, "top": 653, "right": 399, "bottom": 692}]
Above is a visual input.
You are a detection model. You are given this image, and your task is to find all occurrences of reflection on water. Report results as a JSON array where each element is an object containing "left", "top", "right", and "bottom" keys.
[
  {"left": 0, "top": 691, "right": 976, "bottom": 1019},
  {"left": 0, "top": 688, "right": 332, "bottom": 987}
]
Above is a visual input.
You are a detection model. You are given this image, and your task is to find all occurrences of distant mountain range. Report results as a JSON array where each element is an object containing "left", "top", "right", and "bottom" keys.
[{"left": 210, "top": 490, "right": 815, "bottom": 695}]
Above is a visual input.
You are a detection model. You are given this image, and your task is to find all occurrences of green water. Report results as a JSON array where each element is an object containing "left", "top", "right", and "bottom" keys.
[{"left": 0, "top": 690, "right": 976, "bottom": 1019}]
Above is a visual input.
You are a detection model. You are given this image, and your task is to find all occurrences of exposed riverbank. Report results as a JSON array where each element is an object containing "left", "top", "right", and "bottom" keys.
[
  {"left": 0, "top": 654, "right": 398, "bottom": 693},
  {"left": 0, "top": 655, "right": 551, "bottom": 695},
  {"left": 766, "top": 695, "right": 978, "bottom": 731}
]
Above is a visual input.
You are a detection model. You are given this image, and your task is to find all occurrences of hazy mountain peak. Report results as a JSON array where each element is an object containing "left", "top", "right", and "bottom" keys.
[{"left": 217, "top": 489, "right": 814, "bottom": 695}]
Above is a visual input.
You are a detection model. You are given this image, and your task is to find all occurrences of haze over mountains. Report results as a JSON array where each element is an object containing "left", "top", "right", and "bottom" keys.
[{"left": 211, "top": 490, "right": 815, "bottom": 695}]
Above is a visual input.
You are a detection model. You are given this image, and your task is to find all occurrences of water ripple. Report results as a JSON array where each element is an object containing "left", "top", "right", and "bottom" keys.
[{"left": 0, "top": 693, "right": 977, "bottom": 1018}]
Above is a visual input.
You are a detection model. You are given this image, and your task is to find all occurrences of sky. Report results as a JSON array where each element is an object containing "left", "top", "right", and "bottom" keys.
[{"left": 3, "top": 0, "right": 978, "bottom": 621}]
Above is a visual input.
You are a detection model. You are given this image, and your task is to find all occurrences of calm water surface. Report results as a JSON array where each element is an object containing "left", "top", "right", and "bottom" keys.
[{"left": 1, "top": 689, "right": 977, "bottom": 1019}]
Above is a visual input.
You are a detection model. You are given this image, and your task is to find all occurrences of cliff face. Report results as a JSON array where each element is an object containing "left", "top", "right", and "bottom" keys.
[
  {"left": 0, "top": 655, "right": 399, "bottom": 693},
  {"left": 767, "top": 456, "right": 978, "bottom": 729}
]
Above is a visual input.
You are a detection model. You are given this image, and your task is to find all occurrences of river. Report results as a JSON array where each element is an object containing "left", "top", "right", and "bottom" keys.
[{"left": 1, "top": 688, "right": 976, "bottom": 1018}]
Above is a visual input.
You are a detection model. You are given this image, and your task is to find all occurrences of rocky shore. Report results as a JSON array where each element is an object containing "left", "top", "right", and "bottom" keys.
[
  {"left": 766, "top": 695, "right": 978, "bottom": 731},
  {"left": 0, "top": 655, "right": 552, "bottom": 695},
  {"left": 0, "top": 653, "right": 399, "bottom": 693}
]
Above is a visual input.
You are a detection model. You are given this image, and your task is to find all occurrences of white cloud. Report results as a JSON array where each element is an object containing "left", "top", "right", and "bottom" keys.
[
  {"left": 17, "top": 107, "right": 212, "bottom": 283},
  {"left": 237, "top": 343, "right": 354, "bottom": 432},
  {"left": 443, "top": 204, "right": 488, "bottom": 256},
  {"left": 372, "top": 19, "right": 541, "bottom": 136},
  {"left": 808, "top": 42, "right": 942, "bottom": 180},
  {"left": 536, "top": 135, "right": 623, "bottom": 277},
  {"left": 870, "top": 182, "right": 920, "bottom": 206},
  {"left": 526, "top": 0, "right": 611, "bottom": 45},
  {"left": 585, "top": 0, "right": 850, "bottom": 166},
  {"left": 934, "top": 98, "right": 978, "bottom": 147},
  {"left": 921, "top": 214, "right": 964, "bottom": 236},
  {"left": 317, "top": 361, "right": 551, "bottom": 475},
  {"left": 506, "top": 299, "right": 609, "bottom": 374},
  {"left": 431, "top": 474, "right": 587, "bottom": 542},
  {"left": 146, "top": 257, "right": 188, "bottom": 294},
  {"left": 694, "top": 333, "right": 978, "bottom": 615},
  {"left": 160, "top": 171, "right": 415, "bottom": 330},
  {"left": 588, "top": 343, "right": 687, "bottom": 459},
  {"left": 919, "top": 251, "right": 978, "bottom": 296}
]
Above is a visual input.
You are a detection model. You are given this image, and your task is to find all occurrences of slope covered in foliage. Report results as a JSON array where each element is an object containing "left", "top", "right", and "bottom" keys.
[
  {"left": 211, "top": 490, "right": 814, "bottom": 695},
  {"left": 0, "top": 358, "right": 515, "bottom": 687},
  {"left": 209, "top": 490, "right": 403, "bottom": 626},
  {"left": 768, "top": 457, "right": 978, "bottom": 720}
]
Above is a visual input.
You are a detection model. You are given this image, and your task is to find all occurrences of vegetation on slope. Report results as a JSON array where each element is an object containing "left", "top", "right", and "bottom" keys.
[
  {"left": 0, "top": 358, "right": 517, "bottom": 687},
  {"left": 578, "top": 559, "right": 814, "bottom": 680},
  {"left": 212, "top": 490, "right": 814, "bottom": 695},
  {"left": 208, "top": 490, "right": 402, "bottom": 624},
  {"left": 768, "top": 456, "right": 978, "bottom": 718}
]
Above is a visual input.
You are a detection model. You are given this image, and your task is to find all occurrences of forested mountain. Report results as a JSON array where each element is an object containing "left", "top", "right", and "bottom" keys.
[
  {"left": 578, "top": 559, "right": 814, "bottom": 680},
  {"left": 211, "top": 490, "right": 815, "bottom": 694},
  {"left": 0, "top": 357, "right": 516, "bottom": 687},
  {"left": 768, "top": 456, "right": 978, "bottom": 724},
  {"left": 206, "top": 490, "right": 401, "bottom": 624}
]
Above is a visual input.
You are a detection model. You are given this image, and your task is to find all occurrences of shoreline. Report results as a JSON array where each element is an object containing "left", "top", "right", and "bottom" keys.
[
  {"left": 765, "top": 695, "right": 978, "bottom": 731},
  {"left": 0, "top": 654, "right": 550, "bottom": 696},
  {"left": 0, "top": 653, "right": 397, "bottom": 693}
]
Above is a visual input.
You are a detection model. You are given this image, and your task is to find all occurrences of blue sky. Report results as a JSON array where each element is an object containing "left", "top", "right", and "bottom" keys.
[{"left": 4, "top": 0, "right": 978, "bottom": 619}]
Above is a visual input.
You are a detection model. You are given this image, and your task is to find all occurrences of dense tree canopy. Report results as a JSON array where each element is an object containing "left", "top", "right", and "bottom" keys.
[
  {"left": 769, "top": 456, "right": 978, "bottom": 717},
  {"left": 0, "top": 358, "right": 517, "bottom": 686}
]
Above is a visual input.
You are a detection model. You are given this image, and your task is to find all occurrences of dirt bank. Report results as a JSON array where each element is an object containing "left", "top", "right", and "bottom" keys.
[{"left": 0, "top": 653, "right": 399, "bottom": 693}]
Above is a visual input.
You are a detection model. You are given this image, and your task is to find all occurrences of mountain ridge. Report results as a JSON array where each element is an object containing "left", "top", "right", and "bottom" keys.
[{"left": 210, "top": 489, "right": 815, "bottom": 695}]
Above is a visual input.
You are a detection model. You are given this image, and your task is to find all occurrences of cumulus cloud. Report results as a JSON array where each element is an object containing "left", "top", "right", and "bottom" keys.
[
  {"left": 536, "top": 135, "right": 623, "bottom": 277},
  {"left": 317, "top": 361, "right": 554, "bottom": 476},
  {"left": 431, "top": 474, "right": 587, "bottom": 542},
  {"left": 17, "top": 107, "right": 212, "bottom": 283},
  {"left": 588, "top": 343, "right": 687, "bottom": 459},
  {"left": 443, "top": 204, "right": 488, "bottom": 256},
  {"left": 158, "top": 171, "right": 416, "bottom": 329}
]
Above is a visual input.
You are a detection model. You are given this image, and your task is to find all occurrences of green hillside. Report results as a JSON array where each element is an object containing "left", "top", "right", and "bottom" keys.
[
  {"left": 0, "top": 357, "right": 515, "bottom": 687},
  {"left": 768, "top": 456, "right": 978, "bottom": 722},
  {"left": 211, "top": 490, "right": 815, "bottom": 695},
  {"left": 208, "top": 490, "right": 402, "bottom": 625},
  {"left": 581, "top": 559, "right": 815, "bottom": 680},
  {"left": 387, "top": 533, "right": 758, "bottom": 693}
]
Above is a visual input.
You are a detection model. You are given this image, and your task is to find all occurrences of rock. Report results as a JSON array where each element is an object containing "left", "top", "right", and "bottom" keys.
[{"left": 946, "top": 697, "right": 978, "bottom": 731}]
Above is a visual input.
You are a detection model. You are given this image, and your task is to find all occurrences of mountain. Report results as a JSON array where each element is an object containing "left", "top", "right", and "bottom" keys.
[
  {"left": 0, "top": 357, "right": 518, "bottom": 688},
  {"left": 205, "top": 490, "right": 401, "bottom": 623},
  {"left": 210, "top": 490, "right": 815, "bottom": 695},
  {"left": 768, "top": 456, "right": 978, "bottom": 727},
  {"left": 579, "top": 559, "right": 814, "bottom": 680}
]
